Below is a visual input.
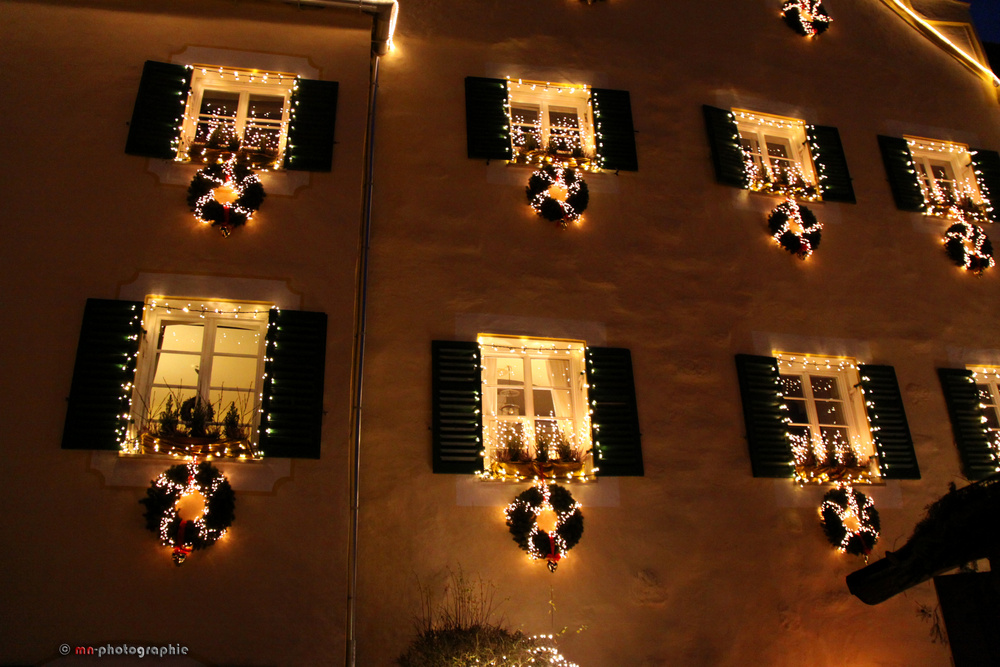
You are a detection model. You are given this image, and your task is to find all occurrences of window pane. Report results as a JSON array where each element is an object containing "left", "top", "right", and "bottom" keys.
[
  {"left": 985, "top": 407, "right": 1000, "bottom": 430},
  {"left": 810, "top": 376, "right": 840, "bottom": 400},
  {"left": 148, "top": 387, "right": 190, "bottom": 416},
  {"left": 210, "top": 356, "right": 259, "bottom": 391},
  {"left": 765, "top": 140, "right": 789, "bottom": 159},
  {"left": 533, "top": 388, "right": 573, "bottom": 418},
  {"left": 785, "top": 397, "right": 809, "bottom": 424},
  {"left": 497, "top": 388, "right": 525, "bottom": 416},
  {"left": 153, "top": 352, "right": 200, "bottom": 387},
  {"left": 530, "top": 358, "right": 571, "bottom": 388},
  {"left": 495, "top": 359, "right": 524, "bottom": 385},
  {"left": 199, "top": 89, "right": 239, "bottom": 117},
  {"left": 815, "top": 400, "right": 847, "bottom": 426},
  {"left": 247, "top": 94, "right": 284, "bottom": 121},
  {"left": 210, "top": 389, "right": 255, "bottom": 420},
  {"left": 780, "top": 374, "right": 804, "bottom": 398},
  {"left": 214, "top": 325, "right": 261, "bottom": 355},
  {"left": 820, "top": 427, "right": 851, "bottom": 457},
  {"left": 159, "top": 323, "right": 204, "bottom": 352}
]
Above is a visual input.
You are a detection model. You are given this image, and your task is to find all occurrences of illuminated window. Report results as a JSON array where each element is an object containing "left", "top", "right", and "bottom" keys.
[
  {"left": 178, "top": 66, "right": 295, "bottom": 170},
  {"left": 906, "top": 137, "right": 986, "bottom": 219},
  {"left": 479, "top": 335, "right": 593, "bottom": 480},
  {"left": 130, "top": 297, "right": 270, "bottom": 459},
  {"left": 776, "top": 354, "right": 879, "bottom": 484},
  {"left": 506, "top": 79, "right": 596, "bottom": 167},
  {"left": 969, "top": 366, "right": 1000, "bottom": 454},
  {"left": 735, "top": 109, "right": 819, "bottom": 200}
]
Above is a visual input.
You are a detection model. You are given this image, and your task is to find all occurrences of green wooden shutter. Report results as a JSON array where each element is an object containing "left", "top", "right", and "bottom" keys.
[
  {"left": 877, "top": 135, "right": 926, "bottom": 212},
  {"left": 258, "top": 308, "right": 327, "bottom": 458},
  {"left": 703, "top": 105, "right": 748, "bottom": 189},
  {"left": 464, "top": 77, "right": 512, "bottom": 161},
  {"left": 971, "top": 148, "right": 1000, "bottom": 224},
  {"left": 585, "top": 347, "right": 643, "bottom": 476},
  {"left": 859, "top": 364, "right": 920, "bottom": 479},
  {"left": 125, "top": 61, "right": 192, "bottom": 159},
  {"left": 283, "top": 78, "right": 339, "bottom": 172},
  {"left": 62, "top": 299, "right": 143, "bottom": 450},
  {"left": 431, "top": 340, "right": 484, "bottom": 474},
  {"left": 938, "top": 368, "right": 998, "bottom": 480},
  {"left": 591, "top": 88, "right": 638, "bottom": 172},
  {"left": 735, "top": 354, "right": 793, "bottom": 478},
  {"left": 807, "top": 124, "right": 855, "bottom": 204}
]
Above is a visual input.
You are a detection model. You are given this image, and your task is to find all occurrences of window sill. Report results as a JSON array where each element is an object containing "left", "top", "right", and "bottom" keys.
[
  {"left": 89, "top": 451, "right": 292, "bottom": 492},
  {"left": 146, "top": 158, "right": 309, "bottom": 196}
]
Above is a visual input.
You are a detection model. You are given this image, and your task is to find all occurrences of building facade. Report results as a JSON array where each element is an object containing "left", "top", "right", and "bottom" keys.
[{"left": 2, "top": 1, "right": 999, "bottom": 665}]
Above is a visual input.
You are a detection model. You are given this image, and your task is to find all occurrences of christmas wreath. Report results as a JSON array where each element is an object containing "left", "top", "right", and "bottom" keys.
[
  {"left": 526, "top": 164, "right": 589, "bottom": 228},
  {"left": 186, "top": 157, "right": 265, "bottom": 237},
  {"left": 819, "top": 485, "right": 880, "bottom": 557},
  {"left": 504, "top": 481, "right": 583, "bottom": 572},
  {"left": 140, "top": 461, "right": 235, "bottom": 565},
  {"left": 944, "top": 221, "right": 995, "bottom": 275},
  {"left": 782, "top": 0, "right": 831, "bottom": 37},
  {"left": 768, "top": 199, "right": 822, "bottom": 259}
]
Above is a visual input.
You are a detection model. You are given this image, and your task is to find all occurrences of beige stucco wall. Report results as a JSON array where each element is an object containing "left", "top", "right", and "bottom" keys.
[
  {"left": 1, "top": 1, "right": 370, "bottom": 664},
  {"left": 355, "top": 1, "right": 1000, "bottom": 665}
]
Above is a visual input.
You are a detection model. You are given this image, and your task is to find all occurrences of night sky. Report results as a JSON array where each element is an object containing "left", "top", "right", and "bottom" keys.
[{"left": 971, "top": 0, "right": 1000, "bottom": 43}]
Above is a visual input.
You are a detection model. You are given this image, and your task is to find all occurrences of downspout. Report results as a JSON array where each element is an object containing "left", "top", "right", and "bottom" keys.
[{"left": 276, "top": 0, "right": 398, "bottom": 55}]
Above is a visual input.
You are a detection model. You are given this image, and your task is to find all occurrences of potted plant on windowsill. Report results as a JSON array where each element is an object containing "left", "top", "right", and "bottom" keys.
[
  {"left": 489, "top": 429, "right": 590, "bottom": 480},
  {"left": 138, "top": 395, "right": 256, "bottom": 459}
]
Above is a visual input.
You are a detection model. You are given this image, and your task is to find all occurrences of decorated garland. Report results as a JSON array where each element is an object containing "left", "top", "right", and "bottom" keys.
[
  {"left": 768, "top": 198, "right": 822, "bottom": 259},
  {"left": 819, "top": 485, "right": 880, "bottom": 557},
  {"left": 526, "top": 164, "right": 589, "bottom": 228},
  {"left": 504, "top": 481, "right": 583, "bottom": 572},
  {"left": 782, "top": 0, "right": 831, "bottom": 37},
  {"left": 186, "top": 157, "right": 266, "bottom": 237},
  {"left": 944, "top": 221, "right": 995, "bottom": 275},
  {"left": 139, "top": 461, "right": 235, "bottom": 565}
]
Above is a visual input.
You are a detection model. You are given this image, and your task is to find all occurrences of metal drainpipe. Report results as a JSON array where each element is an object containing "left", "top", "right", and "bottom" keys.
[
  {"left": 274, "top": 0, "right": 399, "bottom": 56},
  {"left": 345, "top": 46, "right": 380, "bottom": 667}
]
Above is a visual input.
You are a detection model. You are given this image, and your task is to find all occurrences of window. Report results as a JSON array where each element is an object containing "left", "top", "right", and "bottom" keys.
[
  {"left": 128, "top": 297, "right": 270, "bottom": 459},
  {"left": 735, "top": 353, "right": 919, "bottom": 481},
  {"left": 178, "top": 66, "right": 295, "bottom": 169},
  {"left": 464, "top": 77, "right": 638, "bottom": 172},
  {"left": 734, "top": 109, "right": 819, "bottom": 200},
  {"left": 702, "top": 105, "right": 855, "bottom": 203},
  {"left": 125, "top": 60, "right": 340, "bottom": 172},
  {"left": 431, "top": 339, "right": 643, "bottom": 477},
  {"left": 479, "top": 335, "right": 593, "bottom": 480},
  {"left": 62, "top": 297, "right": 328, "bottom": 459},
  {"left": 506, "top": 79, "right": 596, "bottom": 167},
  {"left": 906, "top": 137, "right": 986, "bottom": 220},
  {"left": 775, "top": 354, "right": 879, "bottom": 484}
]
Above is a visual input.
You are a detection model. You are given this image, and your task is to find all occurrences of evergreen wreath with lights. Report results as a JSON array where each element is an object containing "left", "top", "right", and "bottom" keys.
[
  {"left": 768, "top": 198, "right": 822, "bottom": 259},
  {"left": 782, "top": 0, "right": 831, "bottom": 37},
  {"left": 819, "top": 485, "right": 880, "bottom": 557},
  {"left": 186, "top": 158, "right": 266, "bottom": 237},
  {"left": 525, "top": 164, "right": 589, "bottom": 228},
  {"left": 139, "top": 461, "right": 235, "bottom": 565},
  {"left": 504, "top": 481, "right": 584, "bottom": 572},
  {"left": 944, "top": 221, "right": 995, "bottom": 275}
]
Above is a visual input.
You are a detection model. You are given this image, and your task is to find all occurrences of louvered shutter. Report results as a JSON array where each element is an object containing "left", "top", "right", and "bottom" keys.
[
  {"left": 464, "top": 77, "right": 512, "bottom": 161},
  {"left": 877, "top": 135, "right": 926, "bottom": 212},
  {"left": 703, "top": 105, "right": 748, "bottom": 188},
  {"left": 970, "top": 149, "right": 1000, "bottom": 224},
  {"left": 938, "top": 368, "right": 998, "bottom": 480},
  {"left": 283, "top": 79, "right": 339, "bottom": 172},
  {"left": 735, "top": 354, "right": 793, "bottom": 478},
  {"left": 125, "top": 61, "right": 192, "bottom": 159},
  {"left": 62, "top": 299, "right": 144, "bottom": 450},
  {"left": 807, "top": 124, "right": 855, "bottom": 203},
  {"left": 431, "top": 340, "right": 483, "bottom": 474},
  {"left": 584, "top": 347, "right": 643, "bottom": 476},
  {"left": 859, "top": 364, "right": 920, "bottom": 479},
  {"left": 258, "top": 309, "right": 327, "bottom": 458},
  {"left": 591, "top": 88, "right": 638, "bottom": 172}
]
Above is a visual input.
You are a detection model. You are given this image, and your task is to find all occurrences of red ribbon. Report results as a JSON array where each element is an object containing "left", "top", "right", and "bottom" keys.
[{"left": 547, "top": 533, "right": 561, "bottom": 562}]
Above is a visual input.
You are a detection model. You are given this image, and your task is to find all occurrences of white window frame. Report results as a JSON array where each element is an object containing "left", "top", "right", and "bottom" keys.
[
  {"left": 734, "top": 109, "right": 819, "bottom": 200},
  {"left": 775, "top": 353, "right": 880, "bottom": 484},
  {"left": 906, "top": 137, "right": 984, "bottom": 217},
  {"left": 127, "top": 296, "right": 271, "bottom": 459},
  {"left": 506, "top": 78, "right": 597, "bottom": 168},
  {"left": 968, "top": 365, "right": 1000, "bottom": 457},
  {"left": 479, "top": 334, "right": 594, "bottom": 480},
  {"left": 178, "top": 65, "right": 296, "bottom": 169}
]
